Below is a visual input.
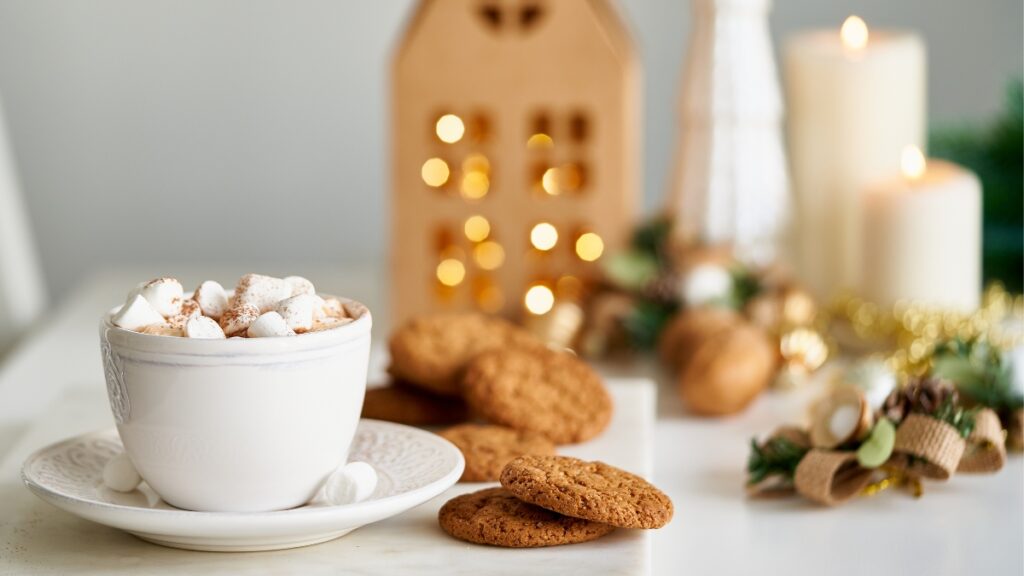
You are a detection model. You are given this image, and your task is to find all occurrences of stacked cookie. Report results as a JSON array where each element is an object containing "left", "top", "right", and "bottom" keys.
[
  {"left": 363, "top": 313, "right": 613, "bottom": 482},
  {"left": 439, "top": 455, "right": 673, "bottom": 548}
]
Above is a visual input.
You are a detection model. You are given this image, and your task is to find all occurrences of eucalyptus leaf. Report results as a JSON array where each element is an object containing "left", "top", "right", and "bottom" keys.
[{"left": 602, "top": 251, "right": 660, "bottom": 291}]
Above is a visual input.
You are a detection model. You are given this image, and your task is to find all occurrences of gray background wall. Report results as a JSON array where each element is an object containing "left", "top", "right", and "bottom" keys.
[{"left": 0, "top": 0, "right": 1020, "bottom": 299}]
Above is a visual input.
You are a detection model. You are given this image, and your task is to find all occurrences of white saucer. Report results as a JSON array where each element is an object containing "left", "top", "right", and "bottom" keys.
[{"left": 21, "top": 420, "right": 464, "bottom": 552}]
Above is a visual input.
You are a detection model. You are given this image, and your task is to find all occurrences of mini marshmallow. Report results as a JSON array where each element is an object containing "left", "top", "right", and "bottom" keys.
[
  {"left": 320, "top": 297, "right": 345, "bottom": 319},
  {"left": 284, "top": 275, "right": 316, "bottom": 297},
  {"left": 233, "top": 274, "right": 292, "bottom": 313},
  {"left": 112, "top": 295, "right": 166, "bottom": 330},
  {"left": 247, "top": 311, "right": 295, "bottom": 338},
  {"left": 139, "top": 277, "right": 185, "bottom": 318},
  {"left": 309, "top": 316, "right": 353, "bottom": 332},
  {"left": 103, "top": 453, "right": 142, "bottom": 493},
  {"left": 167, "top": 299, "right": 202, "bottom": 329},
  {"left": 138, "top": 323, "right": 185, "bottom": 337},
  {"left": 219, "top": 303, "right": 261, "bottom": 337},
  {"left": 185, "top": 315, "right": 226, "bottom": 339},
  {"left": 193, "top": 280, "right": 228, "bottom": 320},
  {"left": 342, "top": 300, "right": 368, "bottom": 320},
  {"left": 313, "top": 461, "right": 377, "bottom": 506},
  {"left": 274, "top": 294, "right": 316, "bottom": 333}
]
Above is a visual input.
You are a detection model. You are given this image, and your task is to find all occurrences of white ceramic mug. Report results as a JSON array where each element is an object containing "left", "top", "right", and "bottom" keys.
[{"left": 99, "top": 297, "right": 371, "bottom": 512}]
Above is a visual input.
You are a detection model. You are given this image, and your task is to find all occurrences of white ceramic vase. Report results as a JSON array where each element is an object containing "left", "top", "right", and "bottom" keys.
[{"left": 667, "top": 0, "right": 790, "bottom": 265}]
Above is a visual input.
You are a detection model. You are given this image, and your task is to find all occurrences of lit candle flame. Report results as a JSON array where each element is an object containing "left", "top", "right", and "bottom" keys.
[
  {"left": 840, "top": 16, "right": 869, "bottom": 51},
  {"left": 901, "top": 146, "right": 926, "bottom": 180}
]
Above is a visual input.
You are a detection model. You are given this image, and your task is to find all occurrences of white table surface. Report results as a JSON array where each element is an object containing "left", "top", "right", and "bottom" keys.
[{"left": 1, "top": 266, "right": 1021, "bottom": 576}]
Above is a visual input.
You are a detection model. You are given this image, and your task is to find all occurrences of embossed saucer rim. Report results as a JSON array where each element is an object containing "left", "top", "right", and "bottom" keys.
[{"left": 21, "top": 419, "right": 464, "bottom": 519}]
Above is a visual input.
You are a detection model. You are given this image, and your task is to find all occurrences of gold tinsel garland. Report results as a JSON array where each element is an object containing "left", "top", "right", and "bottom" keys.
[{"left": 831, "top": 283, "right": 1024, "bottom": 378}]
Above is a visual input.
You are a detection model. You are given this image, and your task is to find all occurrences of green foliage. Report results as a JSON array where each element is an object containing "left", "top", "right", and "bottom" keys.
[
  {"left": 931, "top": 337, "right": 1023, "bottom": 411},
  {"left": 622, "top": 299, "right": 678, "bottom": 350},
  {"left": 931, "top": 396, "right": 976, "bottom": 439},
  {"left": 747, "top": 437, "right": 809, "bottom": 485},
  {"left": 726, "top": 266, "right": 763, "bottom": 310},
  {"left": 930, "top": 79, "right": 1023, "bottom": 291}
]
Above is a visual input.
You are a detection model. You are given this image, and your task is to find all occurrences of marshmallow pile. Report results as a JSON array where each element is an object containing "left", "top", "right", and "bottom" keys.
[{"left": 111, "top": 274, "right": 361, "bottom": 338}]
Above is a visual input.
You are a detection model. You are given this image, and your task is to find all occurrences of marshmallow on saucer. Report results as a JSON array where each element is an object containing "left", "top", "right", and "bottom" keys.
[
  {"left": 284, "top": 276, "right": 316, "bottom": 297},
  {"left": 113, "top": 295, "right": 166, "bottom": 330},
  {"left": 313, "top": 462, "right": 377, "bottom": 506},
  {"left": 220, "top": 303, "right": 261, "bottom": 337},
  {"left": 274, "top": 294, "right": 316, "bottom": 333},
  {"left": 247, "top": 311, "right": 295, "bottom": 338},
  {"left": 193, "top": 280, "right": 228, "bottom": 320},
  {"left": 185, "top": 315, "right": 226, "bottom": 339},
  {"left": 234, "top": 274, "right": 292, "bottom": 313},
  {"left": 103, "top": 453, "right": 142, "bottom": 493},
  {"left": 138, "top": 278, "right": 184, "bottom": 318}
]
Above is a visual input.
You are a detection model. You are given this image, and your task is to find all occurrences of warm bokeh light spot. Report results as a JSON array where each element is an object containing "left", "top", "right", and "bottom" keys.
[
  {"left": 462, "top": 153, "right": 490, "bottom": 174},
  {"left": 541, "top": 167, "right": 560, "bottom": 195},
  {"left": 473, "top": 241, "right": 505, "bottom": 270},
  {"left": 524, "top": 284, "right": 555, "bottom": 315},
  {"left": 461, "top": 171, "right": 490, "bottom": 199},
  {"left": 530, "top": 222, "right": 559, "bottom": 251},
  {"left": 575, "top": 232, "right": 604, "bottom": 261},
  {"left": 436, "top": 258, "right": 465, "bottom": 287},
  {"left": 421, "top": 158, "right": 450, "bottom": 187},
  {"left": 464, "top": 215, "right": 490, "bottom": 242},
  {"left": 435, "top": 114, "right": 465, "bottom": 144}
]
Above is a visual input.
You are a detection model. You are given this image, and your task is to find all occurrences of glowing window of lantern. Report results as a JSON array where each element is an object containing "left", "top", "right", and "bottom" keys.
[
  {"left": 464, "top": 215, "right": 490, "bottom": 242},
  {"left": 524, "top": 284, "right": 555, "bottom": 315},
  {"left": 541, "top": 167, "right": 560, "bottom": 195},
  {"left": 575, "top": 232, "right": 604, "bottom": 262},
  {"left": 462, "top": 153, "right": 490, "bottom": 174},
  {"left": 473, "top": 240, "right": 505, "bottom": 270},
  {"left": 556, "top": 275, "right": 583, "bottom": 300},
  {"left": 474, "top": 278, "right": 504, "bottom": 313},
  {"left": 435, "top": 114, "right": 465, "bottom": 144},
  {"left": 527, "top": 133, "right": 554, "bottom": 149},
  {"left": 569, "top": 112, "right": 590, "bottom": 142},
  {"left": 560, "top": 163, "right": 586, "bottom": 193},
  {"left": 436, "top": 258, "right": 466, "bottom": 287},
  {"left": 421, "top": 158, "right": 450, "bottom": 187},
  {"left": 530, "top": 222, "right": 558, "bottom": 251},
  {"left": 461, "top": 171, "right": 490, "bottom": 199}
]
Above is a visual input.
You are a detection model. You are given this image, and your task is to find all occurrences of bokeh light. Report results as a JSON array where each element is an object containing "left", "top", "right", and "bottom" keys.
[
  {"left": 524, "top": 284, "right": 555, "bottom": 315},
  {"left": 530, "top": 222, "right": 558, "bottom": 251}
]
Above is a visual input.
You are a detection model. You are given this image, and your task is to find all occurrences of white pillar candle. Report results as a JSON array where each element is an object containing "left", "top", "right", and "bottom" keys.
[
  {"left": 861, "top": 147, "right": 981, "bottom": 312},
  {"left": 784, "top": 16, "right": 926, "bottom": 300}
]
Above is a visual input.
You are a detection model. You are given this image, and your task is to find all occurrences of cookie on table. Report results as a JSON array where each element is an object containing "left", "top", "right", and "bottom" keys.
[
  {"left": 461, "top": 347, "right": 612, "bottom": 444},
  {"left": 438, "top": 487, "right": 615, "bottom": 548},
  {"left": 388, "top": 313, "right": 539, "bottom": 396},
  {"left": 361, "top": 382, "right": 469, "bottom": 426},
  {"left": 500, "top": 455, "right": 673, "bottom": 529},
  {"left": 439, "top": 424, "right": 556, "bottom": 482}
]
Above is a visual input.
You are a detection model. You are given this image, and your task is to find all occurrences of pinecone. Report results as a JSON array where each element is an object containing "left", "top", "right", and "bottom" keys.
[
  {"left": 642, "top": 272, "right": 681, "bottom": 304},
  {"left": 881, "top": 377, "right": 959, "bottom": 423}
]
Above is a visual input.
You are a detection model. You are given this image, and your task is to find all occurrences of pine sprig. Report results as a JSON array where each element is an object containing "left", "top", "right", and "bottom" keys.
[
  {"left": 747, "top": 437, "right": 809, "bottom": 485},
  {"left": 931, "top": 396, "right": 977, "bottom": 439}
]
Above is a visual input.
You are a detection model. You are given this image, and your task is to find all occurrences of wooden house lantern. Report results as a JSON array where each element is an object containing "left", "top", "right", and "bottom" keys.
[{"left": 391, "top": 0, "right": 639, "bottom": 326}]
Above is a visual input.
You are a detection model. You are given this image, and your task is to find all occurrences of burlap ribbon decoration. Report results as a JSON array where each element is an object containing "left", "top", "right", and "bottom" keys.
[
  {"left": 957, "top": 408, "right": 1006, "bottom": 473},
  {"left": 891, "top": 413, "right": 965, "bottom": 480},
  {"left": 793, "top": 450, "right": 874, "bottom": 506}
]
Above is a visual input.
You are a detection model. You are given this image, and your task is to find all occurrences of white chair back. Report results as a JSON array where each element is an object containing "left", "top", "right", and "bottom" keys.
[{"left": 0, "top": 90, "right": 46, "bottom": 353}]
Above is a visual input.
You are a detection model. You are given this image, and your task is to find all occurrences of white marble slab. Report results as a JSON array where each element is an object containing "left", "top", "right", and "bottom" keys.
[{"left": 0, "top": 379, "right": 655, "bottom": 575}]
